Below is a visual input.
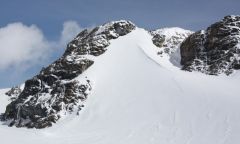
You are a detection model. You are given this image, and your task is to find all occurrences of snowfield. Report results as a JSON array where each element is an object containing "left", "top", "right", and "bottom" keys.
[{"left": 1, "top": 28, "right": 240, "bottom": 144}]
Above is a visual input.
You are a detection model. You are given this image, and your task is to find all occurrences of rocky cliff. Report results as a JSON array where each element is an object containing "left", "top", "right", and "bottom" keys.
[{"left": 180, "top": 15, "right": 240, "bottom": 75}]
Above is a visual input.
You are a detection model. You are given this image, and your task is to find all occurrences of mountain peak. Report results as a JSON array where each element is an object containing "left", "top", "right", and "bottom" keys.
[
  {"left": 0, "top": 20, "right": 136, "bottom": 128},
  {"left": 223, "top": 15, "right": 240, "bottom": 22},
  {"left": 96, "top": 20, "right": 136, "bottom": 34}
]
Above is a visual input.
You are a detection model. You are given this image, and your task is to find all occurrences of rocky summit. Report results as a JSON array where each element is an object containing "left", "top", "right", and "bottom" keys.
[
  {"left": 180, "top": 15, "right": 240, "bottom": 75},
  {"left": 0, "top": 20, "right": 135, "bottom": 128}
]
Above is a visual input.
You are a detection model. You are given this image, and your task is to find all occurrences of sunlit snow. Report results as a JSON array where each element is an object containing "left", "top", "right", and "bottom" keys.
[{"left": 1, "top": 28, "right": 240, "bottom": 144}]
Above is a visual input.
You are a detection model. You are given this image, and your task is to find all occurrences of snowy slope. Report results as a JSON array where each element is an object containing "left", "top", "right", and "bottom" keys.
[
  {"left": 1, "top": 28, "right": 240, "bottom": 144},
  {"left": 0, "top": 89, "right": 9, "bottom": 113}
]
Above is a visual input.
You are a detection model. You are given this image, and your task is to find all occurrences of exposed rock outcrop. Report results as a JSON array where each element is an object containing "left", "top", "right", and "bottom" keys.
[{"left": 180, "top": 15, "right": 240, "bottom": 75}]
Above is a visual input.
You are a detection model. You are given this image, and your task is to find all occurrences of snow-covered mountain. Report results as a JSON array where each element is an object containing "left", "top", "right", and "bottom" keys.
[
  {"left": 1, "top": 16, "right": 240, "bottom": 144},
  {"left": 1, "top": 20, "right": 135, "bottom": 128}
]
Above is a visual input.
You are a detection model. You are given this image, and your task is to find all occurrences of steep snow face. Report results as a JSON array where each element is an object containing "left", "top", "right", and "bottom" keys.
[
  {"left": 1, "top": 28, "right": 240, "bottom": 144},
  {"left": 0, "top": 89, "right": 9, "bottom": 113}
]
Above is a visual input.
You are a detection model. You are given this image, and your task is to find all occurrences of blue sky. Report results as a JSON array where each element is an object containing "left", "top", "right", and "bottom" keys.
[{"left": 0, "top": 0, "right": 240, "bottom": 88}]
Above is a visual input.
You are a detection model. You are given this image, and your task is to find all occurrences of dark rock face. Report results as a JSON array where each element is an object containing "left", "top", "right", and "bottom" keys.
[
  {"left": 181, "top": 15, "right": 240, "bottom": 75},
  {"left": 1, "top": 20, "right": 135, "bottom": 128},
  {"left": 4, "top": 80, "right": 91, "bottom": 128}
]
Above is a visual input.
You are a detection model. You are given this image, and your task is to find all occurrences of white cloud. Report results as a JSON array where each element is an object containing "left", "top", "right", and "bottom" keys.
[
  {"left": 0, "top": 23, "right": 50, "bottom": 70},
  {"left": 0, "top": 21, "right": 83, "bottom": 71},
  {"left": 60, "top": 21, "right": 83, "bottom": 47}
]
